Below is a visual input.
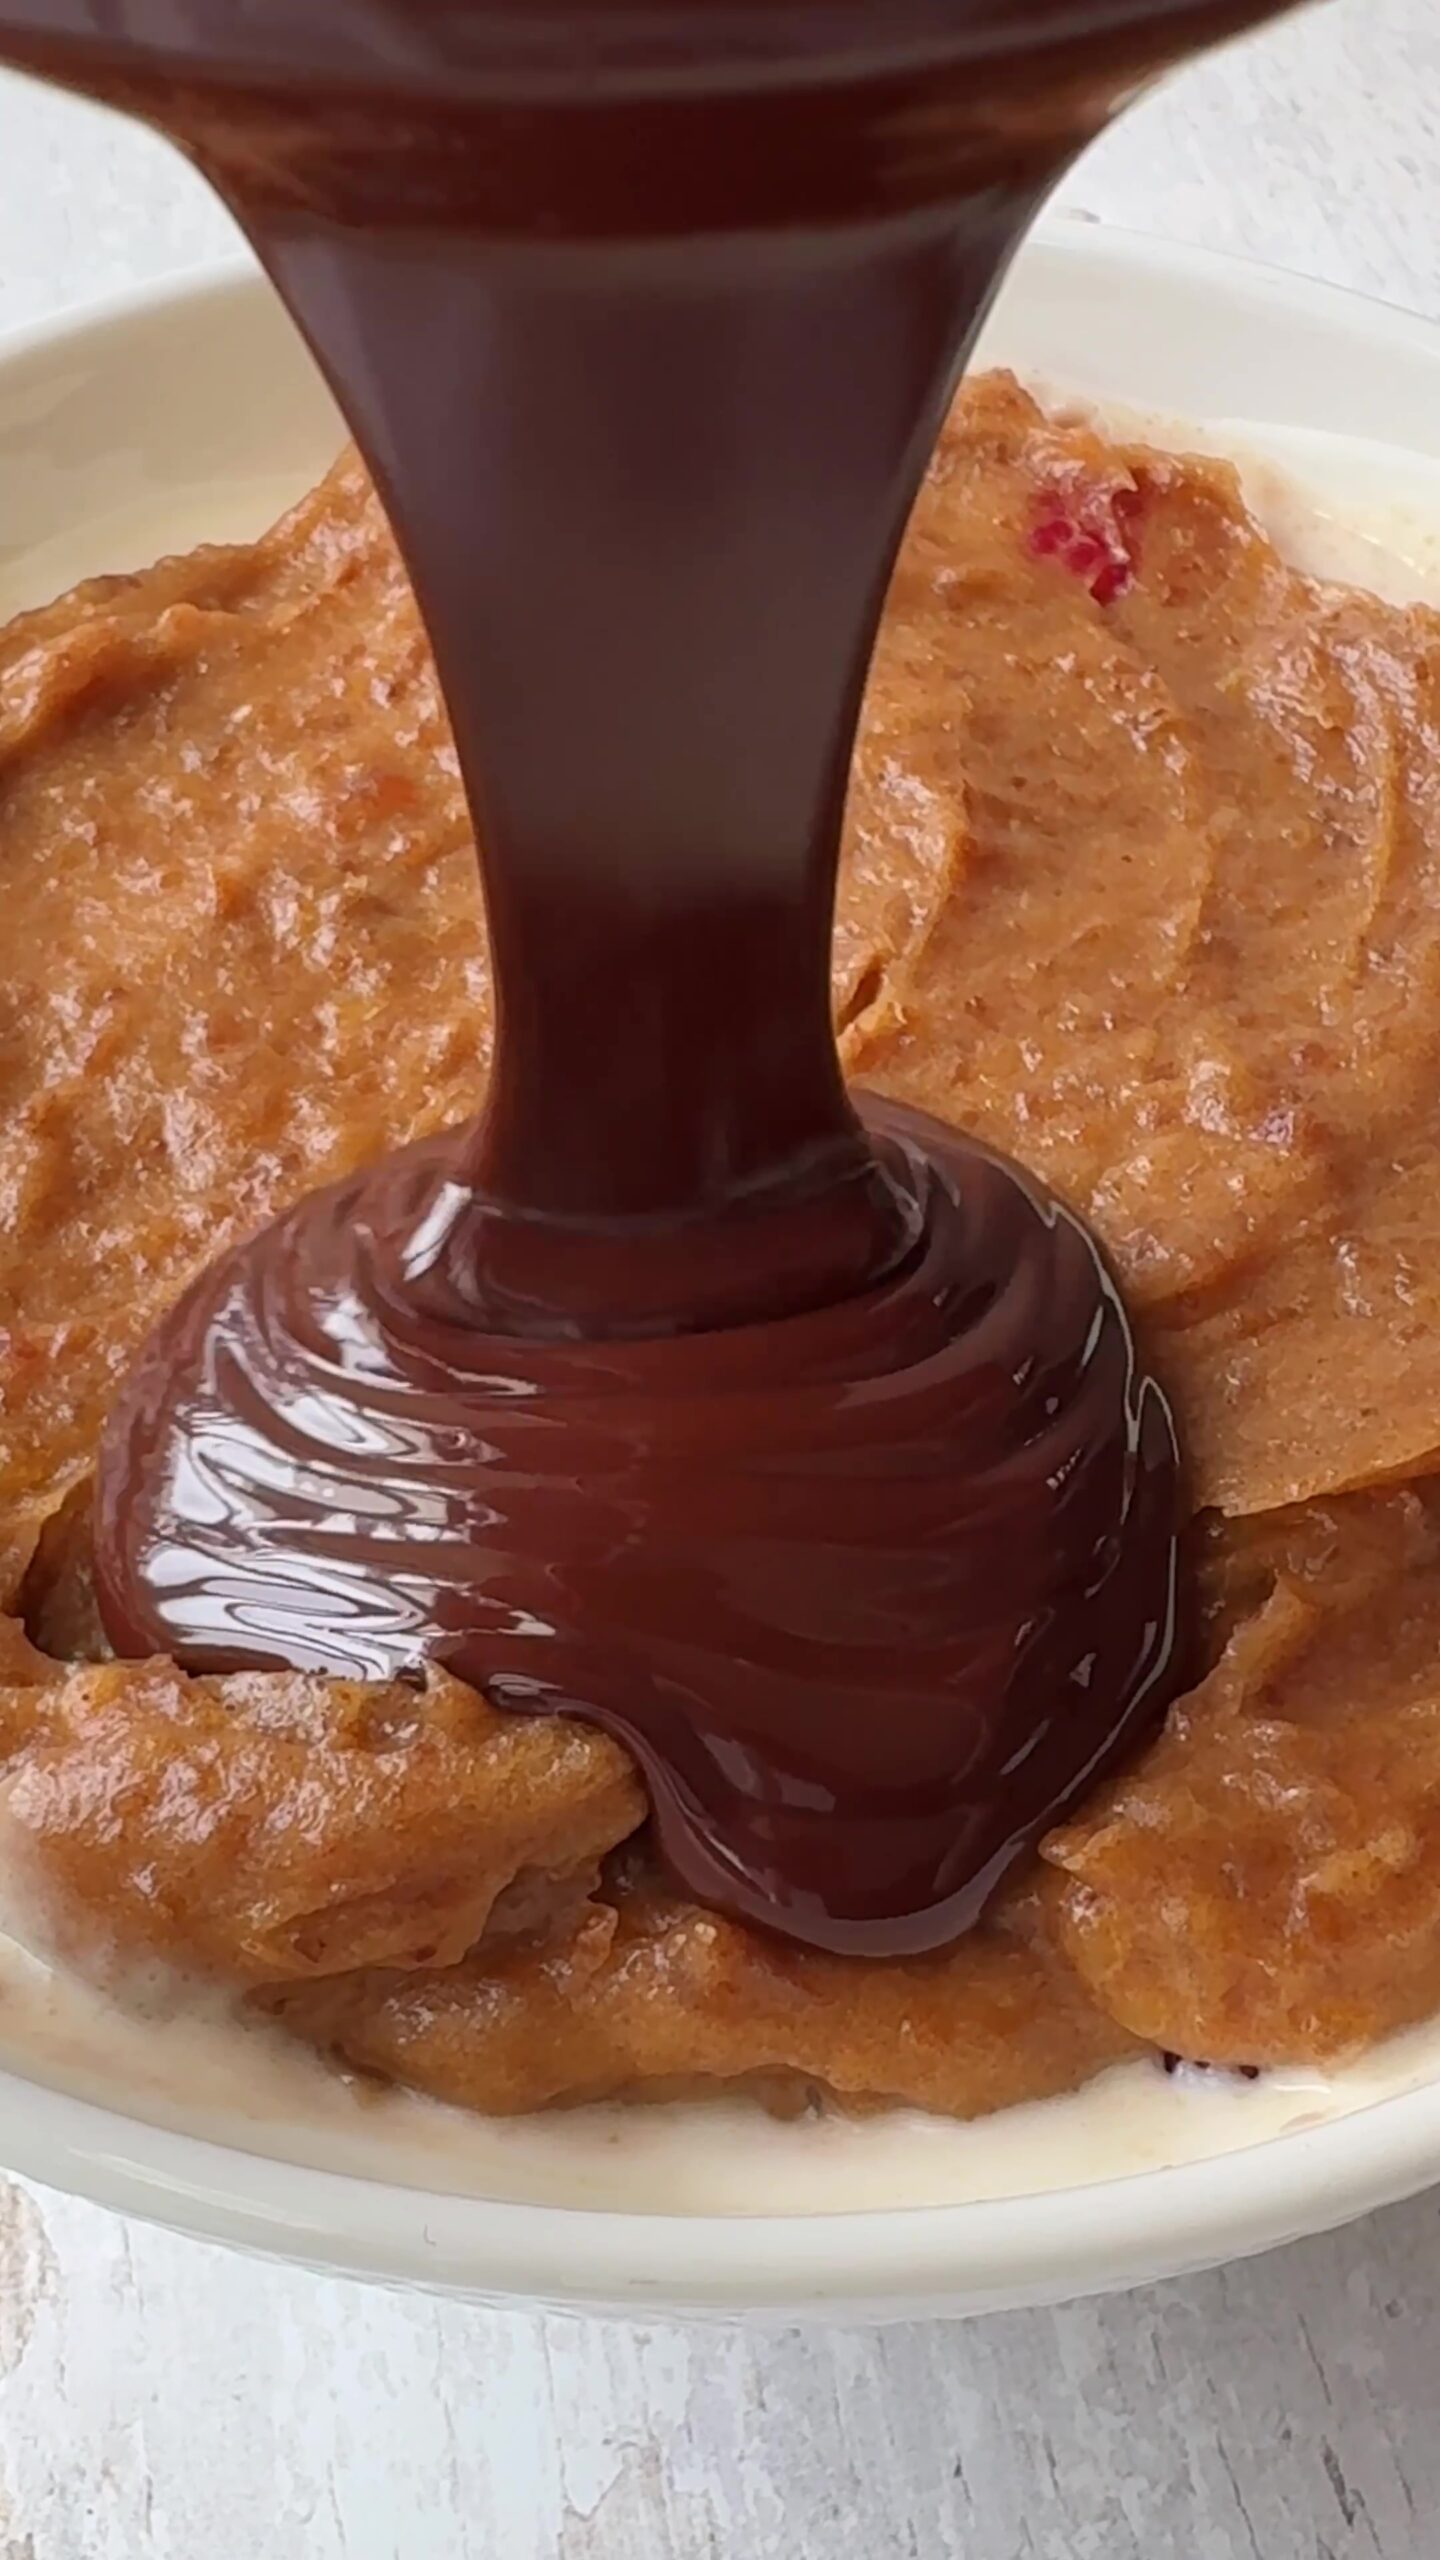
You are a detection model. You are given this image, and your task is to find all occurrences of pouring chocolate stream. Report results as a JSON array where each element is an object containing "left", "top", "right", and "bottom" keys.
[{"left": 0, "top": 0, "right": 1293, "bottom": 1953}]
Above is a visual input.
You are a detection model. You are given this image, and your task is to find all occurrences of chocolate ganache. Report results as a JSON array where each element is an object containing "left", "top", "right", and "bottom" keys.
[{"left": 0, "top": 0, "right": 1294, "bottom": 1955}]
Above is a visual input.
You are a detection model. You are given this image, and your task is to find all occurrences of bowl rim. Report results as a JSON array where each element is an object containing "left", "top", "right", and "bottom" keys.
[{"left": 5, "top": 222, "right": 1440, "bottom": 2315}]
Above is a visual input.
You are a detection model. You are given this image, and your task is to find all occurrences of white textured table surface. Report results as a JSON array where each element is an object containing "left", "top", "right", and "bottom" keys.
[{"left": 2, "top": 5, "right": 1440, "bottom": 2554}]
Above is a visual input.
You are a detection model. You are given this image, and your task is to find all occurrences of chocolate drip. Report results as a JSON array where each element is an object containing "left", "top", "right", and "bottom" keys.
[
  {"left": 0, "top": 0, "right": 1295, "bottom": 1951},
  {"left": 95, "top": 1100, "right": 1182, "bottom": 1955}
]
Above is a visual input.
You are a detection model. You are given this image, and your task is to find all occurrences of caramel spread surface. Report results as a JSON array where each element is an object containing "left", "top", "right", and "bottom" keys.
[{"left": 6, "top": 375, "right": 1440, "bottom": 2113}]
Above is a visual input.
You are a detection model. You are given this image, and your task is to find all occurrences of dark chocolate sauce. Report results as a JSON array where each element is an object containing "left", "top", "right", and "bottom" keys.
[
  {"left": 93, "top": 1100, "right": 1182, "bottom": 1954},
  {"left": 0, "top": 0, "right": 1291, "bottom": 1954}
]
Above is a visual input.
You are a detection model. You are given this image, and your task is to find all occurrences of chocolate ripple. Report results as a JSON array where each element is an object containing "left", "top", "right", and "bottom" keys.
[{"left": 95, "top": 1096, "right": 1182, "bottom": 1956}]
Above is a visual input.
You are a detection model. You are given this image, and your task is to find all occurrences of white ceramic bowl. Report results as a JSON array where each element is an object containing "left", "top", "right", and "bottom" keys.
[{"left": 5, "top": 227, "right": 1440, "bottom": 2321}]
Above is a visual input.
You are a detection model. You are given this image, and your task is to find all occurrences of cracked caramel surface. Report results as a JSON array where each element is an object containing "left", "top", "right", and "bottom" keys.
[{"left": 6, "top": 374, "right": 1440, "bottom": 2116}]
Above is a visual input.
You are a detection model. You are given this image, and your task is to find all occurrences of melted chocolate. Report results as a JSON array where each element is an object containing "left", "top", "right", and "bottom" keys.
[
  {"left": 0, "top": 0, "right": 1291, "bottom": 1954},
  {"left": 94, "top": 1100, "right": 1182, "bottom": 1953}
]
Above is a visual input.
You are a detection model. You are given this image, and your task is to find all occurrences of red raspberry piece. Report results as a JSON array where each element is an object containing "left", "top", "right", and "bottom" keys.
[{"left": 1028, "top": 478, "right": 1144, "bottom": 605}]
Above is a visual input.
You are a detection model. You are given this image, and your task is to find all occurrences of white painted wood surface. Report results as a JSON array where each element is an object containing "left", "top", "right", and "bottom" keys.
[{"left": 1, "top": 2, "right": 1439, "bottom": 2550}]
